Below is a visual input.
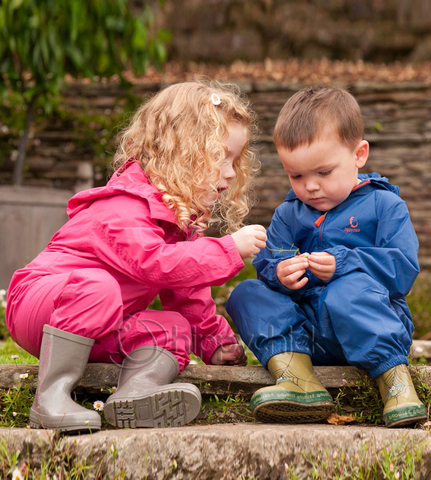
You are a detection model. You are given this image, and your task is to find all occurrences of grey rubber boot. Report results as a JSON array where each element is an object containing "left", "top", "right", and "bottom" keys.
[
  {"left": 104, "top": 346, "right": 202, "bottom": 428},
  {"left": 29, "top": 325, "right": 101, "bottom": 432}
]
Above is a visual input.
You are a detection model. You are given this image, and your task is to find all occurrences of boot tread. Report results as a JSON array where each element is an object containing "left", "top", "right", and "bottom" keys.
[
  {"left": 105, "top": 389, "right": 200, "bottom": 428},
  {"left": 254, "top": 401, "right": 334, "bottom": 424}
]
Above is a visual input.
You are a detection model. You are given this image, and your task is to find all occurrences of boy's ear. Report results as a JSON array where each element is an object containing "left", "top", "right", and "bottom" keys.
[{"left": 354, "top": 140, "right": 369, "bottom": 168}]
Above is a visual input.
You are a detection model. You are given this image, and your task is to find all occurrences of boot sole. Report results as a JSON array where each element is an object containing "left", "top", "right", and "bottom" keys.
[
  {"left": 104, "top": 388, "right": 201, "bottom": 428},
  {"left": 254, "top": 400, "right": 335, "bottom": 424},
  {"left": 386, "top": 414, "right": 427, "bottom": 428},
  {"left": 29, "top": 409, "right": 101, "bottom": 433},
  {"left": 385, "top": 404, "right": 428, "bottom": 428}
]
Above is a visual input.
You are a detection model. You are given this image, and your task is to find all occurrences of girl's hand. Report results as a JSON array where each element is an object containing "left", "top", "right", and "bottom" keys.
[
  {"left": 210, "top": 343, "right": 248, "bottom": 366},
  {"left": 231, "top": 225, "right": 267, "bottom": 259},
  {"left": 307, "top": 252, "right": 336, "bottom": 281},
  {"left": 276, "top": 254, "right": 309, "bottom": 290}
]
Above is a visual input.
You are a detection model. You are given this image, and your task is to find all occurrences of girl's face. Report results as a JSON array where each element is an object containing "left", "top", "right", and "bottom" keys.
[{"left": 203, "top": 122, "right": 248, "bottom": 207}]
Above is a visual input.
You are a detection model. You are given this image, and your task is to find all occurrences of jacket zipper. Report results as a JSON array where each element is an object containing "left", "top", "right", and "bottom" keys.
[
  {"left": 314, "top": 212, "right": 328, "bottom": 243},
  {"left": 186, "top": 226, "right": 198, "bottom": 241}
]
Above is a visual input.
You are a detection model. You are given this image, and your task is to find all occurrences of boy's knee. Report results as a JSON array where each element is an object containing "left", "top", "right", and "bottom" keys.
[
  {"left": 325, "top": 272, "right": 388, "bottom": 305},
  {"left": 226, "top": 279, "right": 270, "bottom": 312},
  {"left": 229, "top": 279, "right": 263, "bottom": 300}
]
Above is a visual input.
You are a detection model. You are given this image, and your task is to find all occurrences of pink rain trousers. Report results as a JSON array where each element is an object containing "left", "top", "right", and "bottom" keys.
[{"left": 8, "top": 268, "right": 200, "bottom": 371}]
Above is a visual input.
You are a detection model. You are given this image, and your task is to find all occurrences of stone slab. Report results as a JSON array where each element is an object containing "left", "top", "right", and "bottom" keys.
[
  {"left": 0, "top": 363, "right": 369, "bottom": 396},
  {"left": 1, "top": 424, "right": 431, "bottom": 479},
  {"left": 2, "top": 361, "right": 431, "bottom": 397}
]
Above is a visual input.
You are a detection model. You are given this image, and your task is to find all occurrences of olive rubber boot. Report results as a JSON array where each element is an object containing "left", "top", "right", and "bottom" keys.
[
  {"left": 376, "top": 364, "right": 427, "bottom": 427},
  {"left": 251, "top": 352, "right": 334, "bottom": 423},
  {"left": 104, "top": 346, "right": 202, "bottom": 428},
  {"left": 29, "top": 325, "right": 101, "bottom": 432}
]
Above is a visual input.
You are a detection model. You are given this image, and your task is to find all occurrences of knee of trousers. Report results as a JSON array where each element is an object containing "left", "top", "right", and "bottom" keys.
[
  {"left": 226, "top": 278, "right": 303, "bottom": 341},
  {"left": 226, "top": 279, "right": 270, "bottom": 326},
  {"left": 49, "top": 268, "right": 123, "bottom": 338},
  {"left": 319, "top": 272, "right": 410, "bottom": 367},
  {"left": 321, "top": 271, "right": 390, "bottom": 315}
]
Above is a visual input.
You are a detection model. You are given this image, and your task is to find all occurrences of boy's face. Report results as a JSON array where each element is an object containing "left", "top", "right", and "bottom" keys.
[{"left": 277, "top": 132, "right": 369, "bottom": 212}]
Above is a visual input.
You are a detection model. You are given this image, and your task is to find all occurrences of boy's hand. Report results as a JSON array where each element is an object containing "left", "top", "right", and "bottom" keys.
[
  {"left": 210, "top": 343, "right": 248, "bottom": 366},
  {"left": 231, "top": 225, "right": 267, "bottom": 259},
  {"left": 307, "top": 252, "right": 336, "bottom": 281},
  {"left": 276, "top": 255, "right": 309, "bottom": 290}
]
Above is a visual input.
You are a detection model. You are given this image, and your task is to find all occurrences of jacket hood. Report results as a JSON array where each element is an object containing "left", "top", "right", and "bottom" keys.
[
  {"left": 284, "top": 172, "right": 399, "bottom": 202},
  {"left": 67, "top": 160, "right": 177, "bottom": 224}
]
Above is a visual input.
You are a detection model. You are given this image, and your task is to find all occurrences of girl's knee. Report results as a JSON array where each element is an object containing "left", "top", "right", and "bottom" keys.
[
  {"left": 65, "top": 268, "right": 122, "bottom": 301},
  {"left": 50, "top": 269, "right": 123, "bottom": 337}
]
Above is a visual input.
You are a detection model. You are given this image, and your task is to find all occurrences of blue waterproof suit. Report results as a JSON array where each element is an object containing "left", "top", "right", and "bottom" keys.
[{"left": 226, "top": 173, "right": 419, "bottom": 378}]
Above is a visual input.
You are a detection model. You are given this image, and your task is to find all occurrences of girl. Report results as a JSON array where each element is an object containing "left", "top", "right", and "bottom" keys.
[{"left": 6, "top": 81, "right": 267, "bottom": 432}]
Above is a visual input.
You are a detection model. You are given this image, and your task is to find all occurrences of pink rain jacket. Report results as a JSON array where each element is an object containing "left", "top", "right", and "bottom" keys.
[{"left": 7, "top": 160, "right": 245, "bottom": 364}]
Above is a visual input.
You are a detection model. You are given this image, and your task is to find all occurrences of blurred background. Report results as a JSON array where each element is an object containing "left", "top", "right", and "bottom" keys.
[{"left": 0, "top": 0, "right": 431, "bottom": 338}]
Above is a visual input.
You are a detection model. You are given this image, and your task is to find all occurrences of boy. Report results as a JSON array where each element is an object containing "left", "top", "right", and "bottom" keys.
[{"left": 226, "top": 85, "right": 426, "bottom": 427}]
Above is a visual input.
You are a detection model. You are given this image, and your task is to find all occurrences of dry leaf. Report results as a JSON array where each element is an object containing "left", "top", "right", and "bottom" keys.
[{"left": 326, "top": 413, "right": 355, "bottom": 425}]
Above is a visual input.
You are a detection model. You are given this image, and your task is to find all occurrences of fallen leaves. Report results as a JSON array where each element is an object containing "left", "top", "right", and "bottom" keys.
[
  {"left": 119, "top": 59, "right": 431, "bottom": 85},
  {"left": 326, "top": 413, "right": 356, "bottom": 425}
]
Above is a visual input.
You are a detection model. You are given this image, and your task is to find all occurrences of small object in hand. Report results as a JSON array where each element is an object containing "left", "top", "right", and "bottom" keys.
[{"left": 303, "top": 253, "right": 309, "bottom": 259}]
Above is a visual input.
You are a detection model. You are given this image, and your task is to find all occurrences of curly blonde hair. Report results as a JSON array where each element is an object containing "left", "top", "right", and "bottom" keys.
[{"left": 112, "top": 81, "right": 259, "bottom": 234}]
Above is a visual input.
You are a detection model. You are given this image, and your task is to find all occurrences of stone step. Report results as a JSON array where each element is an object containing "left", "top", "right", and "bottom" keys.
[
  {"left": 1, "top": 340, "right": 429, "bottom": 397},
  {"left": 2, "top": 361, "right": 431, "bottom": 397},
  {"left": 1, "top": 424, "right": 431, "bottom": 479},
  {"left": 411, "top": 340, "right": 431, "bottom": 358}
]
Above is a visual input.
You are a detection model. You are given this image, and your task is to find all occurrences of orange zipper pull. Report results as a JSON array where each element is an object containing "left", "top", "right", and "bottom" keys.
[{"left": 314, "top": 212, "right": 327, "bottom": 227}]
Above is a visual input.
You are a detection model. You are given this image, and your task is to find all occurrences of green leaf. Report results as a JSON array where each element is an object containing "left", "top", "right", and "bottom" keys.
[
  {"left": 158, "top": 28, "right": 172, "bottom": 43},
  {"left": 10, "top": 0, "right": 24, "bottom": 10},
  {"left": 0, "top": 0, "right": 171, "bottom": 183}
]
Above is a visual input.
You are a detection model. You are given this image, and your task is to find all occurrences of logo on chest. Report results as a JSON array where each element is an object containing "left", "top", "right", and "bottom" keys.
[{"left": 344, "top": 216, "right": 360, "bottom": 232}]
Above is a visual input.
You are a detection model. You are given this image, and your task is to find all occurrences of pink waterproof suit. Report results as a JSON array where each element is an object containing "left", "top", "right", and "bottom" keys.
[{"left": 6, "top": 160, "right": 245, "bottom": 371}]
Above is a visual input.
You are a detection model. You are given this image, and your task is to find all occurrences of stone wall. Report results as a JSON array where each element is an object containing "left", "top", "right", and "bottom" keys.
[
  {"left": 247, "top": 82, "right": 431, "bottom": 267},
  {"left": 146, "top": 0, "right": 431, "bottom": 63},
  {"left": 1, "top": 80, "right": 431, "bottom": 266}
]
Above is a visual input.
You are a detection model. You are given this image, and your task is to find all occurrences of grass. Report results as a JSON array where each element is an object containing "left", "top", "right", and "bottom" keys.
[
  {"left": 0, "top": 433, "right": 128, "bottom": 479},
  {"left": 0, "top": 337, "right": 38, "bottom": 365},
  {"left": 196, "top": 394, "right": 254, "bottom": 425},
  {"left": 300, "top": 436, "right": 425, "bottom": 480},
  {"left": 408, "top": 270, "right": 431, "bottom": 339}
]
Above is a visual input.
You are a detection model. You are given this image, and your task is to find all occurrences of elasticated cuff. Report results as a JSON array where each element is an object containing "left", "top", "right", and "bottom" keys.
[
  {"left": 198, "top": 334, "right": 239, "bottom": 365},
  {"left": 260, "top": 346, "right": 311, "bottom": 370},
  {"left": 368, "top": 355, "right": 408, "bottom": 379},
  {"left": 325, "top": 247, "right": 347, "bottom": 282}
]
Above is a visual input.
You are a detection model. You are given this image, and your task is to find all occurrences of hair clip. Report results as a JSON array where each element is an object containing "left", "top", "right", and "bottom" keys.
[{"left": 211, "top": 93, "right": 221, "bottom": 105}]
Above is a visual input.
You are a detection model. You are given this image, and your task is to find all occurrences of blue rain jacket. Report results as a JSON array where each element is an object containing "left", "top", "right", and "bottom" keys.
[{"left": 253, "top": 172, "right": 419, "bottom": 319}]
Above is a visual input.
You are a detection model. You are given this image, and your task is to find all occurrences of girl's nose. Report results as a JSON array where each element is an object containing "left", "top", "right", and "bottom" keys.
[{"left": 224, "top": 165, "right": 236, "bottom": 181}]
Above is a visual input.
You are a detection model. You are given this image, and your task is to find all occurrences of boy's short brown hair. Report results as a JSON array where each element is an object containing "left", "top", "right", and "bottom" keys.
[{"left": 273, "top": 85, "right": 364, "bottom": 151}]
